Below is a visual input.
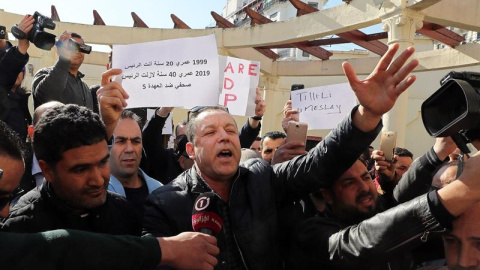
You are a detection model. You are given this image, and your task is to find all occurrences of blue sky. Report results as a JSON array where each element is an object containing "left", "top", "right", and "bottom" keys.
[
  {"left": 1, "top": 0, "right": 226, "bottom": 29},
  {"left": 1, "top": 0, "right": 379, "bottom": 51},
  {"left": 1, "top": 0, "right": 359, "bottom": 29}
]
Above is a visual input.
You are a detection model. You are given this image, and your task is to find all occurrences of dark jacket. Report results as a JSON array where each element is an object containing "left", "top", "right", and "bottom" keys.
[
  {"left": 1, "top": 229, "right": 160, "bottom": 270},
  {"left": 143, "top": 106, "right": 381, "bottom": 270},
  {"left": 288, "top": 147, "right": 448, "bottom": 270},
  {"left": 2, "top": 183, "right": 142, "bottom": 236},
  {"left": 32, "top": 58, "right": 95, "bottom": 110},
  {"left": 0, "top": 46, "right": 31, "bottom": 141}
]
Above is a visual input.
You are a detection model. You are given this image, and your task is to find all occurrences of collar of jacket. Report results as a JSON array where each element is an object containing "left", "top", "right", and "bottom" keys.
[
  {"left": 41, "top": 181, "right": 107, "bottom": 217},
  {"left": 186, "top": 165, "right": 246, "bottom": 196},
  {"left": 68, "top": 70, "right": 85, "bottom": 79}
]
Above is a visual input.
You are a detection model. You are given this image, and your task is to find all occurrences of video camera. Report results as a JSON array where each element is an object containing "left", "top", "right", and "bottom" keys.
[
  {"left": 57, "top": 38, "right": 92, "bottom": 54},
  {"left": 0, "top": 25, "right": 6, "bottom": 39},
  {"left": 422, "top": 71, "right": 480, "bottom": 152},
  {"left": 11, "top": 12, "right": 56, "bottom": 50}
]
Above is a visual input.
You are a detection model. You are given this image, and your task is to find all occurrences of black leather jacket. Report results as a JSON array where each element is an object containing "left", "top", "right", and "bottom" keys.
[
  {"left": 143, "top": 106, "right": 381, "bottom": 270},
  {"left": 2, "top": 183, "right": 142, "bottom": 236},
  {"left": 288, "top": 147, "right": 447, "bottom": 270}
]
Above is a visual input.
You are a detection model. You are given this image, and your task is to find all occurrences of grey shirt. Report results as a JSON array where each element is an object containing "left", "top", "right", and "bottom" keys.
[{"left": 32, "top": 58, "right": 94, "bottom": 110}]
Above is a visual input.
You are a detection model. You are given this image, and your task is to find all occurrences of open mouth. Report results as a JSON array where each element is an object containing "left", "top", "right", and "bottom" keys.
[
  {"left": 217, "top": 150, "right": 233, "bottom": 158},
  {"left": 357, "top": 194, "right": 374, "bottom": 206}
]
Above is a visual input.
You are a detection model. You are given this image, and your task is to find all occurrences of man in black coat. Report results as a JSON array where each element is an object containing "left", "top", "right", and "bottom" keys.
[
  {"left": 138, "top": 44, "right": 419, "bottom": 270},
  {"left": 2, "top": 104, "right": 140, "bottom": 235}
]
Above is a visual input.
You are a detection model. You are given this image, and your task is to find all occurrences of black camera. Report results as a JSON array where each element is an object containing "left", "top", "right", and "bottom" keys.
[
  {"left": 61, "top": 38, "right": 92, "bottom": 54},
  {"left": 11, "top": 12, "right": 56, "bottom": 50},
  {"left": 422, "top": 71, "right": 480, "bottom": 138},
  {"left": 422, "top": 71, "right": 480, "bottom": 153},
  {"left": 0, "top": 25, "right": 6, "bottom": 39}
]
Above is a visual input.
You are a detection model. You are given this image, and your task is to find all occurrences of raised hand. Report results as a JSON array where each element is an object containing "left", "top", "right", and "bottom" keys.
[
  {"left": 254, "top": 87, "right": 266, "bottom": 117},
  {"left": 373, "top": 150, "right": 396, "bottom": 182},
  {"left": 96, "top": 69, "right": 129, "bottom": 139},
  {"left": 343, "top": 43, "right": 418, "bottom": 131},
  {"left": 249, "top": 87, "right": 266, "bottom": 128},
  {"left": 17, "top": 15, "right": 35, "bottom": 54}
]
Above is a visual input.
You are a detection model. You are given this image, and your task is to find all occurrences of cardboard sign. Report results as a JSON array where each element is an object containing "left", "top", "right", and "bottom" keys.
[
  {"left": 291, "top": 83, "right": 357, "bottom": 130},
  {"left": 112, "top": 35, "right": 219, "bottom": 108},
  {"left": 218, "top": 56, "right": 260, "bottom": 116}
]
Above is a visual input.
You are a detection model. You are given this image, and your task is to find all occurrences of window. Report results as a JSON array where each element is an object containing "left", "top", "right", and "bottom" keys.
[
  {"left": 302, "top": 51, "right": 310, "bottom": 58},
  {"left": 269, "top": 12, "right": 278, "bottom": 20}
]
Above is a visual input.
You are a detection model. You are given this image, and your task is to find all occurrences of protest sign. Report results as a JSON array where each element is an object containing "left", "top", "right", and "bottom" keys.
[
  {"left": 218, "top": 56, "right": 260, "bottom": 116},
  {"left": 112, "top": 35, "right": 219, "bottom": 108},
  {"left": 291, "top": 83, "right": 357, "bottom": 130}
]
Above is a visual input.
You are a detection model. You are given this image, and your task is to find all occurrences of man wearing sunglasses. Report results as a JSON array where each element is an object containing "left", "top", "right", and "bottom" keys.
[
  {"left": 0, "top": 116, "right": 218, "bottom": 270},
  {"left": 137, "top": 44, "right": 420, "bottom": 269},
  {"left": 140, "top": 89, "right": 265, "bottom": 185}
]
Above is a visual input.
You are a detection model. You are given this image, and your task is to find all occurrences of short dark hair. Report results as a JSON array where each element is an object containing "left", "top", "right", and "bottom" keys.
[
  {"left": 186, "top": 106, "right": 230, "bottom": 143},
  {"left": 70, "top": 32, "right": 84, "bottom": 43},
  {"left": 33, "top": 104, "right": 107, "bottom": 168},
  {"left": 260, "top": 131, "right": 286, "bottom": 151},
  {"left": 120, "top": 110, "right": 142, "bottom": 128},
  {"left": 0, "top": 120, "right": 24, "bottom": 161},
  {"left": 394, "top": 147, "right": 413, "bottom": 159}
]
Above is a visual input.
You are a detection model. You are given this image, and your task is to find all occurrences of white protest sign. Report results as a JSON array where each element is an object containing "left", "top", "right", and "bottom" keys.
[
  {"left": 145, "top": 109, "right": 173, "bottom": 135},
  {"left": 291, "top": 83, "right": 357, "bottom": 130},
  {"left": 218, "top": 56, "right": 260, "bottom": 116},
  {"left": 112, "top": 35, "right": 219, "bottom": 108}
]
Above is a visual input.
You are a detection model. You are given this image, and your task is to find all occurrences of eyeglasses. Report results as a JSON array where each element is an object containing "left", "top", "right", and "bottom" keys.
[{"left": 187, "top": 106, "right": 229, "bottom": 122}]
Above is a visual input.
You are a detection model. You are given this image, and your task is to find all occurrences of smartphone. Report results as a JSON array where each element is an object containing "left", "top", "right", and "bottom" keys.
[
  {"left": 0, "top": 26, "right": 6, "bottom": 39},
  {"left": 286, "top": 121, "right": 308, "bottom": 145},
  {"left": 290, "top": 84, "right": 304, "bottom": 98},
  {"left": 380, "top": 131, "right": 397, "bottom": 162}
]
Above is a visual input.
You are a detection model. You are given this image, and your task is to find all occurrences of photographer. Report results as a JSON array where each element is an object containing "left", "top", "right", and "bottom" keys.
[
  {"left": 0, "top": 25, "right": 13, "bottom": 59},
  {"left": 0, "top": 15, "right": 34, "bottom": 141},
  {"left": 32, "top": 31, "right": 96, "bottom": 110}
]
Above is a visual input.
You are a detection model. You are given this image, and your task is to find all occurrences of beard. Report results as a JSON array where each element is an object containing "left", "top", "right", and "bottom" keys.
[{"left": 331, "top": 191, "right": 381, "bottom": 225}]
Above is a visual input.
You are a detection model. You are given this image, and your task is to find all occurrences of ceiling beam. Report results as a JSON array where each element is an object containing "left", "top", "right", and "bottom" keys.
[
  {"left": 93, "top": 10, "right": 106, "bottom": 25},
  {"left": 289, "top": 0, "right": 387, "bottom": 56},
  {"left": 245, "top": 8, "right": 332, "bottom": 60},
  {"left": 51, "top": 5, "right": 61, "bottom": 22},
  {"left": 170, "top": 14, "right": 190, "bottom": 29},
  {"left": 417, "top": 21, "right": 465, "bottom": 47},
  {"left": 131, "top": 12, "right": 148, "bottom": 28},
  {"left": 211, "top": 11, "right": 279, "bottom": 60}
]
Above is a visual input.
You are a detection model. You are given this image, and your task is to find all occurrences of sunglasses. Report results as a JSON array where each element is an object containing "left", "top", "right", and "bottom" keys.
[{"left": 187, "top": 106, "right": 229, "bottom": 122}]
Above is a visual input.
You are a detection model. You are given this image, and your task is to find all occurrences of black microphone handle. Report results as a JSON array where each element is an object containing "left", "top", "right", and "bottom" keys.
[{"left": 198, "top": 228, "right": 213, "bottom": 235}]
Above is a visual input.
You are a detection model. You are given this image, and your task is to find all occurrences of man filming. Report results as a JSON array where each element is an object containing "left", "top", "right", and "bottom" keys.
[{"left": 32, "top": 31, "right": 96, "bottom": 110}]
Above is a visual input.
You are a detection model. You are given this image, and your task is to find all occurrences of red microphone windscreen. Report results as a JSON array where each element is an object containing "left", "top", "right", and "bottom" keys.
[{"left": 192, "top": 192, "right": 224, "bottom": 235}]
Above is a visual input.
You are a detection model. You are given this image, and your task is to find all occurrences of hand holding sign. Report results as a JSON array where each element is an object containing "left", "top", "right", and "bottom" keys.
[
  {"left": 254, "top": 87, "right": 266, "bottom": 117},
  {"left": 97, "top": 68, "right": 129, "bottom": 139}
]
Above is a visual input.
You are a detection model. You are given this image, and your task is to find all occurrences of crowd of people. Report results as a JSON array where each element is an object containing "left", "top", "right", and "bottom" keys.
[{"left": 1, "top": 14, "right": 480, "bottom": 270}]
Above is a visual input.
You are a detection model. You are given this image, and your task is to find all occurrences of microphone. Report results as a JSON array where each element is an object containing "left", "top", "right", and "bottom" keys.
[{"left": 192, "top": 192, "right": 224, "bottom": 236}]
